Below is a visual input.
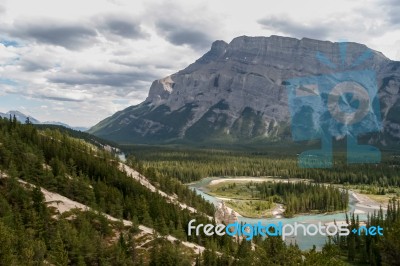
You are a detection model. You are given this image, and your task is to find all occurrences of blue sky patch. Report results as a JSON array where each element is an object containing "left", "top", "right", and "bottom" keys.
[
  {"left": 0, "top": 40, "right": 19, "bottom": 47},
  {"left": 0, "top": 78, "right": 18, "bottom": 86}
]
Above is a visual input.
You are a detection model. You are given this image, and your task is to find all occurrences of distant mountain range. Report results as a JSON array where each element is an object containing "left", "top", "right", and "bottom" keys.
[
  {"left": 0, "top": 110, "right": 89, "bottom": 131},
  {"left": 88, "top": 35, "right": 400, "bottom": 145},
  {"left": 0, "top": 110, "right": 41, "bottom": 124}
]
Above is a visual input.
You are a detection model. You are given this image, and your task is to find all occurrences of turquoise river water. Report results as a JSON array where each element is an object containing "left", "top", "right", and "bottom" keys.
[{"left": 189, "top": 177, "right": 383, "bottom": 250}]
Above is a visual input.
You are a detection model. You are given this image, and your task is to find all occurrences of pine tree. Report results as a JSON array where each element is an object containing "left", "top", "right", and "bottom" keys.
[{"left": 49, "top": 230, "right": 69, "bottom": 266}]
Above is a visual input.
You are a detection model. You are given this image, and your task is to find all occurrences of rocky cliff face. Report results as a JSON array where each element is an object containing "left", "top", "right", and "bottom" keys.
[{"left": 88, "top": 35, "right": 400, "bottom": 144}]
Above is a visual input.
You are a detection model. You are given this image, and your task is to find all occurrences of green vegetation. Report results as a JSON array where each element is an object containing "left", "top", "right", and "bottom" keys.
[
  {"left": 34, "top": 123, "right": 120, "bottom": 149},
  {"left": 340, "top": 183, "right": 400, "bottom": 205},
  {"left": 2, "top": 117, "right": 215, "bottom": 220},
  {"left": 124, "top": 144, "right": 400, "bottom": 188},
  {"left": 0, "top": 117, "right": 214, "bottom": 251},
  {"left": 331, "top": 199, "right": 400, "bottom": 265},
  {"left": 0, "top": 116, "right": 339, "bottom": 265},
  {"left": 224, "top": 200, "right": 274, "bottom": 218},
  {"left": 208, "top": 180, "right": 276, "bottom": 218},
  {"left": 0, "top": 176, "right": 201, "bottom": 265},
  {"left": 0, "top": 174, "right": 149, "bottom": 265},
  {"left": 354, "top": 185, "right": 400, "bottom": 196},
  {"left": 255, "top": 182, "right": 348, "bottom": 216},
  {"left": 208, "top": 181, "right": 348, "bottom": 217},
  {"left": 123, "top": 144, "right": 400, "bottom": 265},
  {"left": 1, "top": 117, "right": 399, "bottom": 265}
]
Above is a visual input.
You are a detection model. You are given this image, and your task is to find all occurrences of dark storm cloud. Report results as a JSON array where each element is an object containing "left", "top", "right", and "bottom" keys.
[
  {"left": 6, "top": 15, "right": 149, "bottom": 50},
  {"left": 97, "top": 14, "right": 146, "bottom": 39},
  {"left": 155, "top": 20, "right": 214, "bottom": 49},
  {"left": 10, "top": 20, "right": 98, "bottom": 50},
  {"left": 258, "top": 17, "right": 332, "bottom": 40}
]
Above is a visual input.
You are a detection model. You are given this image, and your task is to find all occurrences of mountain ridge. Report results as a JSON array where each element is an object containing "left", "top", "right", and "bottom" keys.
[
  {"left": 0, "top": 110, "right": 89, "bottom": 131},
  {"left": 89, "top": 35, "right": 400, "bottom": 144}
]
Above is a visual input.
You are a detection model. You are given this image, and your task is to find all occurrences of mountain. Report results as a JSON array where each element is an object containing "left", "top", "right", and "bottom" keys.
[
  {"left": 0, "top": 110, "right": 41, "bottom": 124},
  {"left": 0, "top": 110, "right": 89, "bottom": 131},
  {"left": 89, "top": 35, "right": 400, "bottom": 144},
  {"left": 41, "top": 121, "right": 89, "bottom": 131}
]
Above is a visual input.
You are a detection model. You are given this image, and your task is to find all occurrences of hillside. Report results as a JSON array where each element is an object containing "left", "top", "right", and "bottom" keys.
[
  {"left": 1, "top": 116, "right": 400, "bottom": 264},
  {"left": 0, "top": 117, "right": 216, "bottom": 264}
]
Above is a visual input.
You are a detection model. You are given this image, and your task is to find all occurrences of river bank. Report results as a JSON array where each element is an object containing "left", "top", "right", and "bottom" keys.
[{"left": 189, "top": 176, "right": 387, "bottom": 250}]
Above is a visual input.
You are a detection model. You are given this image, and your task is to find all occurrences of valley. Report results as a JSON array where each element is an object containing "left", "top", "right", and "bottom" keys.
[
  {"left": 0, "top": 114, "right": 399, "bottom": 264},
  {"left": 2, "top": 0, "right": 400, "bottom": 263},
  {"left": 188, "top": 175, "right": 387, "bottom": 250},
  {"left": 84, "top": 34, "right": 400, "bottom": 262}
]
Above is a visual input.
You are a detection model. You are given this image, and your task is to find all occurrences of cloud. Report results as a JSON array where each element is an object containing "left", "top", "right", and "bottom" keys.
[
  {"left": 45, "top": 61, "right": 161, "bottom": 89},
  {"left": 3, "top": 80, "right": 93, "bottom": 102},
  {"left": 1, "top": 0, "right": 399, "bottom": 127},
  {"left": 379, "top": 0, "right": 400, "bottom": 26},
  {"left": 19, "top": 48, "right": 59, "bottom": 71},
  {"left": 0, "top": 43, "right": 18, "bottom": 62},
  {"left": 258, "top": 16, "right": 333, "bottom": 40},
  {"left": 148, "top": 2, "right": 221, "bottom": 50},
  {"left": 40, "top": 89, "right": 93, "bottom": 102},
  {"left": 47, "top": 70, "right": 157, "bottom": 87},
  {"left": 10, "top": 19, "right": 98, "bottom": 50},
  {"left": 96, "top": 14, "right": 147, "bottom": 40},
  {"left": 3, "top": 13, "right": 150, "bottom": 51},
  {"left": 21, "top": 60, "right": 53, "bottom": 72},
  {"left": 257, "top": 12, "right": 387, "bottom": 43},
  {"left": 155, "top": 20, "right": 214, "bottom": 49}
]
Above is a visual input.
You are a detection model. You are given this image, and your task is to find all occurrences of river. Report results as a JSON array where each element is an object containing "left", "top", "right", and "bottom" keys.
[{"left": 189, "top": 176, "right": 385, "bottom": 250}]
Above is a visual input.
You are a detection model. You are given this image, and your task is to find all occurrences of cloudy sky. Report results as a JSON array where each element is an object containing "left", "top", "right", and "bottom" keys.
[{"left": 0, "top": 0, "right": 399, "bottom": 127}]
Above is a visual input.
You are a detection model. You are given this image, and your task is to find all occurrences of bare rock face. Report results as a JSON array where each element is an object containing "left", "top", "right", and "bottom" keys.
[{"left": 89, "top": 35, "right": 400, "bottom": 144}]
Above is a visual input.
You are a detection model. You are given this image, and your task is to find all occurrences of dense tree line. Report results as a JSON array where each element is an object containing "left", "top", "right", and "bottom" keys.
[
  {"left": 330, "top": 199, "right": 400, "bottom": 265},
  {"left": 212, "top": 181, "right": 348, "bottom": 216},
  {"left": 253, "top": 182, "right": 349, "bottom": 216},
  {"left": 193, "top": 226, "right": 347, "bottom": 266},
  {"left": 125, "top": 146, "right": 400, "bottom": 187}
]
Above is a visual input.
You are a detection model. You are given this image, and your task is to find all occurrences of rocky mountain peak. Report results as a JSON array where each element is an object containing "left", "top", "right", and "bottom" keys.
[
  {"left": 90, "top": 35, "right": 400, "bottom": 144},
  {"left": 195, "top": 40, "right": 228, "bottom": 64}
]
